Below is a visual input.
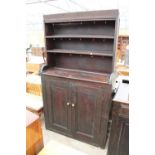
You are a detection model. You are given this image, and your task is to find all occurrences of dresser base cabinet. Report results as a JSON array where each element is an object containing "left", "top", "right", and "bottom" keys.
[{"left": 42, "top": 74, "right": 112, "bottom": 148}]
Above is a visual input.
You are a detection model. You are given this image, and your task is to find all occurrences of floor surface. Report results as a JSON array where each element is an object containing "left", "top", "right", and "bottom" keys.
[{"left": 40, "top": 114, "right": 108, "bottom": 155}]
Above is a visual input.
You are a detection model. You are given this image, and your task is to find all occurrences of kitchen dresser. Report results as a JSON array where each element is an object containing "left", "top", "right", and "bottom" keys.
[{"left": 41, "top": 10, "right": 119, "bottom": 148}]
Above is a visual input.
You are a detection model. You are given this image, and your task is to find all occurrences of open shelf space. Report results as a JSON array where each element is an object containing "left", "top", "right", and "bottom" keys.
[
  {"left": 47, "top": 49, "right": 113, "bottom": 57},
  {"left": 47, "top": 53, "right": 113, "bottom": 74},
  {"left": 45, "top": 34, "right": 114, "bottom": 39},
  {"left": 45, "top": 20, "right": 115, "bottom": 36},
  {"left": 43, "top": 67, "right": 110, "bottom": 84},
  {"left": 46, "top": 38, "right": 114, "bottom": 54}
]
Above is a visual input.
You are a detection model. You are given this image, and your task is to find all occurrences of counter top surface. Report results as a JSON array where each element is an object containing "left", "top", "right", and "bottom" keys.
[
  {"left": 26, "top": 110, "right": 39, "bottom": 127},
  {"left": 43, "top": 67, "right": 110, "bottom": 84},
  {"left": 113, "top": 82, "right": 129, "bottom": 104}
]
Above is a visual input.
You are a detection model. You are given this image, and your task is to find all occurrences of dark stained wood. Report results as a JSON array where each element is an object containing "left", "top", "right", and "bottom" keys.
[
  {"left": 46, "top": 38, "right": 114, "bottom": 54},
  {"left": 42, "top": 77, "right": 72, "bottom": 136},
  {"left": 45, "top": 20, "right": 115, "bottom": 37},
  {"left": 44, "top": 10, "right": 119, "bottom": 73},
  {"left": 42, "top": 10, "right": 119, "bottom": 148},
  {"left": 112, "top": 14, "right": 119, "bottom": 73},
  {"left": 47, "top": 49, "right": 113, "bottom": 57},
  {"left": 71, "top": 81, "right": 112, "bottom": 147},
  {"left": 44, "top": 10, "right": 119, "bottom": 23},
  {"left": 46, "top": 53, "right": 113, "bottom": 74},
  {"left": 42, "top": 75, "right": 112, "bottom": 147},
  {"left": 107, "top": 83, "right": 129, "bottom": 155},
  {"left": 42, "top": 67, "right": 110, "bottom": 84}
]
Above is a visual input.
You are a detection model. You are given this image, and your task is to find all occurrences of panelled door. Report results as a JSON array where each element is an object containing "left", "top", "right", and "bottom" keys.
[
  {"left": 70, "top": 81, "right": 103, "bottom": 145},
  {"left": 43, "top": 76, "right": 72, "bottom": 136}
]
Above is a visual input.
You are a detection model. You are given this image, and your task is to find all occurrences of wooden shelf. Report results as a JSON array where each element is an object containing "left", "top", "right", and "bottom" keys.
[
  {"left": 47, "top": 49, "right": 113, "bottom": 57},
  {"left": 43, "top": 67, "right": 110, "bottom": 84},
  {"left": 45, "top": 35, "right": 114, "bottom": 39}
]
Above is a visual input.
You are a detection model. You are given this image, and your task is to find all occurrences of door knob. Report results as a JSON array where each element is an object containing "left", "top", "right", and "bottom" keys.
[
  {"left": 71, "top": 104, "right": 75, "bottom": 107},
  {"left": 66, "top": 102, "right": 70, "bottom": 106}
]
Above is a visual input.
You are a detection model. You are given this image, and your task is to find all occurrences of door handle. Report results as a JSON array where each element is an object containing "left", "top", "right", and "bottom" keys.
[{"left": 71, "top": 103, "right": 75, "bottom": 107}]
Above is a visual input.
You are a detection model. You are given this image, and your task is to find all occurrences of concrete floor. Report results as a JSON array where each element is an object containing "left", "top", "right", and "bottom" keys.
[{"left": 40, "top": 114, "right": 108, "bottom": 155}]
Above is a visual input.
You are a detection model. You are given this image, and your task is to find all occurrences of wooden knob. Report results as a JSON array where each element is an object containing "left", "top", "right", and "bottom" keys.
[
  {"left": 67, "top": 102, "right": 70, "bottom": 106},
  {"left": 72, "top": 104, "right": 75, "bottom": 107}
]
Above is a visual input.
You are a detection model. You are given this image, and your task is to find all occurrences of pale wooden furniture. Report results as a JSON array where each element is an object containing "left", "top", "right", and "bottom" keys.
[
  {"left": 26, "top": 74, "right": 43, "bottom": 116},
  {"left": 26, "top": 74, "right": 42, "bottom": 96},
  {"left": 26, "top": 93, "right": 43, "bottom": 116},
  {"left": 26, "top": 56, "right": 44, "bottom": 74},
  {"left": 116, "top": 65, "right": 129, "bottom": 76},
  {"left": 26, "top": 110, "right": 44, "bottom": 155}
]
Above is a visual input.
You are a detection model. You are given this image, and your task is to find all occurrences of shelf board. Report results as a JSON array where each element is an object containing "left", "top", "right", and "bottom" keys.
[
  {"left": 47, "top": 49, "right": 113, "bottom": 57},
  {"left": 43, "top": 67, "right": 111, "bottom": 84},
  {"left": 45, "top": 35, "right": 114, "bottom": 39}
]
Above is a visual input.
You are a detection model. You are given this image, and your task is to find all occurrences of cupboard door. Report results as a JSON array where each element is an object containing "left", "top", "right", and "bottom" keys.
[
  {"left": 42, "top": 76, "right": 72, "bottom": 135},
  {"left": 70, "top": 82, "right": 103, "bottom": 145}
]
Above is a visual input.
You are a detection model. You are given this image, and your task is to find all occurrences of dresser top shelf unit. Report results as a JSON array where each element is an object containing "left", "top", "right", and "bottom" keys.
[
  {"left": 43, "top": 67, "right": 110, "bottom": 84},
  {"left": 44, "top": 9, "right": 119, "bottom": 75}
]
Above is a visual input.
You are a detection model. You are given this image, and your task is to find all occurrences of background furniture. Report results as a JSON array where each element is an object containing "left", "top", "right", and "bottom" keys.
[
  {"left": 26, "top": 110, "right": 44, "bottom": 155},
  {"left": 31, "top": 47, "right": 44, "bottom": 57},
  {"left": 116, "top": 65, "right": 129, "bottom": 76},
  {"left": 41, "top": 10, "right": 119, "bottom": 148},
  {"left": 26, "top": 93, "right": 43, "bottom": 116},
  {"left": 117, "top": 35, "right": 129, "bottom": 62},
  {"left": 26, "top": 74, "right": 42, "bottom": 96},
  {"left": 26, "top": 56, "right": 44, "bottom": 74},
  {"left": 107, "top": 82, "right": 129, "bottom": 155},
  {"left": 31, "top": 47, "right": 47, "bottom": 63},
  {"left": 26, "top": 74, "right": 43, "bottom": 116}
]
